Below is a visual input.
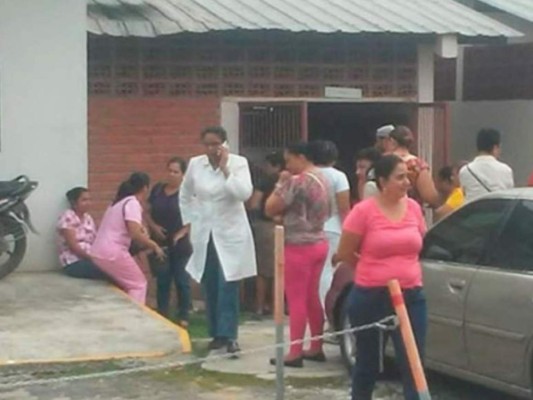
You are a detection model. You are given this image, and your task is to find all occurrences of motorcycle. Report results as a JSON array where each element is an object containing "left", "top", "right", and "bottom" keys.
[{"left": 0, "top": 175, "right": 38, "bottom": 280}]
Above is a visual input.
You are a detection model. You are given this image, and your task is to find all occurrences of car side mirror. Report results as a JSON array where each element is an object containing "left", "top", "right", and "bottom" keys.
[{"left": 424, "top": 244, "right": 453, "bottom": 262}]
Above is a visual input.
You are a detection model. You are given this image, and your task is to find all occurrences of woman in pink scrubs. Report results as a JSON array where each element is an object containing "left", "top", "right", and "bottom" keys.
[{"left": 91, "top": 172, "right": 165, "bottom": 304}]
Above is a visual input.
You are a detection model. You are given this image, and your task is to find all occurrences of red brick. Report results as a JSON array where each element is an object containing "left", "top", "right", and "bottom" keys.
[{"left": 89, "top": 97, "right": 220, "bottom": 217}]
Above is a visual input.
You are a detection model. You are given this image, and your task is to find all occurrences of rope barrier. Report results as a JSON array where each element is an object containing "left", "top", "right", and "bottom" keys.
[{"left": 0, "top": 314, "right": 398, "bottom": 390}]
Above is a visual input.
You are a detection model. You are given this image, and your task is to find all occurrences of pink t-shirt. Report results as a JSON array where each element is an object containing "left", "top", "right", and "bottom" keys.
[
  {"left": 91, "top": 196, "right": 143, "bottom": 260},
  {"left": 343, "top": 197, "right": 426, "bottom": 289}
]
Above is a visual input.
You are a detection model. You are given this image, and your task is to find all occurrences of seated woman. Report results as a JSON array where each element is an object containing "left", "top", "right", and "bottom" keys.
[
  {"left": 57, "top": 187, "right": 105, "bottom": 279},
  {"left": 91, "top": 172, "right": 165, "bottom": 304}
]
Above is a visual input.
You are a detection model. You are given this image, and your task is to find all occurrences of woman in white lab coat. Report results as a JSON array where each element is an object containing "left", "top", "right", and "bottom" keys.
[{"left": 180, "top": 126, "right": 257, "bottom": 357}]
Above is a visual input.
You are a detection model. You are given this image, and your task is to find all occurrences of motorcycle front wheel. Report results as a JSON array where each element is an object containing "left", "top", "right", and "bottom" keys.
[{"left": 0, "top": 216, "right": 27, "bottom": 280}]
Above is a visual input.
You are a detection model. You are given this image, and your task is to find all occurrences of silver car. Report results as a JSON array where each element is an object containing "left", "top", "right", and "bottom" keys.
[{"left": 327, "top": 188, "right": 533, "bottom": 399}]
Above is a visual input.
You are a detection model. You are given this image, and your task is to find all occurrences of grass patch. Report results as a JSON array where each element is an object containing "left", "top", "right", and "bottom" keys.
[
  {"left": 150, "top": 364, "right": 272, "bottom": 390},
  {"left": 151, "top": 364, "right": 347, "bottom": 393},
  {"left": 176, "top": 311, "right": 262, "bottom": 341},
  {"left": 286, "top": 375, "right": 348, "bottom": 388},
  {"left": 0, "top": 359, "right": 141, "bottom": 381}
]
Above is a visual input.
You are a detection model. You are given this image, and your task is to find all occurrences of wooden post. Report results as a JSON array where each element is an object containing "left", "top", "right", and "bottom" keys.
[
  {"left": 274, "top": 225, "right": 285, "bottom": 400},
  {"left": 387, "top": 279, "right": 432, "bottom": 400}
]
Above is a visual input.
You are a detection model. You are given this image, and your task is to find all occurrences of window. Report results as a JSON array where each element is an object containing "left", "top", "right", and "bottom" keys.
[
  {"left": 488, "top": 200, "right": 533, "bottom": 271},
  {"left": 422, "top": 199, "right": 511, "bottom": 265}
]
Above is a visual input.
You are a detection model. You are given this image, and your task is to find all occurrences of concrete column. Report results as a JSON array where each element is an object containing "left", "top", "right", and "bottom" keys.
[
  {"left": 416, "top": 43, "right": 436, "bottom": 196},
  {"left": 455, "top": 46, "right": 465, "bottom": 101},
  {"left": 221, "top": 100, "right": 240, "bottom": 154},
  {"left": 417, "top": 43, "right": 435, "bottom": 103}
]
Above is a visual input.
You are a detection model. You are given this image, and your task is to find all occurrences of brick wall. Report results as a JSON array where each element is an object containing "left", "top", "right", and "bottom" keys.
[
  {"left": 89, "top": 34, "right": 418, "bottom": 99},
  {"left": 88, "top": 97, "right": 220, "bottom": 219}
]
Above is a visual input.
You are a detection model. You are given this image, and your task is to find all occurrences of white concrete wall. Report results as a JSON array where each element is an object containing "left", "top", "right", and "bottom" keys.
[
  {"left": 220, "top": 100, "right": 240, "bottom": 154},
  {"left": 449, "top": 101, "right": 533, "bottom": 185},
  {"left": 0, "top": 0, "right": 87, "bottom": 270}
]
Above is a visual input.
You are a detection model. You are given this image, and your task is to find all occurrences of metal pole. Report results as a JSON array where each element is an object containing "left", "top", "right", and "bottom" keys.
[
  {"left": 388, "top": 279, "right": 432, "bottom": 400},
  {"left": 274, "top": 225, "right": 285, "bottom": 400}
]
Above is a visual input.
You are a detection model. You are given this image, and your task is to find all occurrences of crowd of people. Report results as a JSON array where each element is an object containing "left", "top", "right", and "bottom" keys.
[{"left": 55, "top": 123, "right": 520, "bottom": 400}]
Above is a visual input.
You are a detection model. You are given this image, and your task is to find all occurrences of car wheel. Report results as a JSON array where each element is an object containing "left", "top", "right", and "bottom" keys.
[{"left": 339, "top": 299, "right": 356, "bottom": 373}]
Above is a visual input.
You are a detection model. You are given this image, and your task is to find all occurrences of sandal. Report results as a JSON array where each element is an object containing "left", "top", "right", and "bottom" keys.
[{"left": 302, "top": 351, "right": 327, "bottom": 362}]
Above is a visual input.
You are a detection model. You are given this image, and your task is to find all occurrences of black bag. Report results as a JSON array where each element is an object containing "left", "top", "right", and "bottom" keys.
[
  {"left": 129, "top": 241, "right": 145, "bottom": 256},
  {"left": 148, "top": 246, "right": 170, "bottom": 276}
]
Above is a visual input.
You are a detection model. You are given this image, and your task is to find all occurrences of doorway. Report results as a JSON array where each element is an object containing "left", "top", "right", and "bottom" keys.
[
  {"left": 307, "top": 102, "right": 417, "bottom": 198},
  {"left": 236, "top": 100, "right": 448, "bottom": 201}
]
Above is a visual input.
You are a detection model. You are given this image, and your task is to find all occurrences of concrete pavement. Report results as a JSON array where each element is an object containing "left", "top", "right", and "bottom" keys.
[
  {"left": 0, "top": 272, "right": 189, "bottom": 365},
  {"left": 202, "top": 319, "right": 347, "bottom": 380}
]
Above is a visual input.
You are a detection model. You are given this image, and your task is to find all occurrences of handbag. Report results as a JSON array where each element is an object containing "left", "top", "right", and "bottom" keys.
[
  {"left": 128, "top": 241, "right": 145, "bottom": 256},
  {"left": 148, "top": 246, "right": 170, "bottom": 276}
]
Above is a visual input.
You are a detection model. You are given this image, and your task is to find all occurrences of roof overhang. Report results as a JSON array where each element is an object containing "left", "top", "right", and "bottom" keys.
[
  {"left": 87, "top": 0, "right": 522, "bottom": 40},
  {"left": 474, "top": 0, "right": 533, "bottom": 24}
]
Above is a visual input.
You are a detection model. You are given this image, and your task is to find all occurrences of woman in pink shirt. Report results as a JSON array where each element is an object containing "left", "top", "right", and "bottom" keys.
[
  {"left": 91, "top": 172, "right": 165, "bottom": 304},
  {"left": 335, "top": 155, "right": 427, "bottom": 400},
  {"left": 57, "top": 187, "right": 105, "bottom": 279}
]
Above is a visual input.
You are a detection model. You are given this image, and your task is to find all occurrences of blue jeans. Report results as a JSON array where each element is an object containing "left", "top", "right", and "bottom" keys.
[
  {"left": 153, "top": 246, "right": 191, "bottom": 321},
  {"left": 348, "top": 286, "right": 427, "bottom": 400},
  {"left": 201, "top": 237, "right": 240, "bottom": 341},
  {"left": 63, "top": 259, "right": 107, "bottom": 280}
]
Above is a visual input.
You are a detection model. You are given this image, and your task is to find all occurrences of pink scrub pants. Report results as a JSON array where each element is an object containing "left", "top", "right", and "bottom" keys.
[
  {"left": 284, "top": 240, "right": 329, "bottom": 357},
  {"left": 93, "top": 252, "right": 148, "bottom": 304}
]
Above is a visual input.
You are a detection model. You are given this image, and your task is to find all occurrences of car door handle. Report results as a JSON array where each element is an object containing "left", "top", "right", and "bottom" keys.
[{"left": 448, "top": 279, "right": 466, "bottom": 290}]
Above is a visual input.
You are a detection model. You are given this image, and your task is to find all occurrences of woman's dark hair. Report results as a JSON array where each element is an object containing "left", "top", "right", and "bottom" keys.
[
  {"left": 374, "top": 154, "right": 404, "bottom": 190},
  {"left": 201, "top": 126, "right": 227, "bottom": 142},
  {"left": 355, "top": 147, "right": 381, "bottom": 164},
  {"left": 265, "top": 151, "right": 285, "bottom": 170},
  {"left": 66, "top": 187, "right": 88, "bottom": 207},
  {"left": 389, "top": 126, "right": 415, "bottom": 149},
  {"left": 308, "top": 140, "right": 339, "bottom": 165},
  {"left": 113, "top": 172, "right": 150, "bottom": 205},
  {"left": 285, "top": 142, "right": 312, "bottom": 161},
  {"left": 438, "top": 166, "right": 454, "bottom": 183},
  {"left": 167, "top": 156, "right": 187, "bottom": 174}
]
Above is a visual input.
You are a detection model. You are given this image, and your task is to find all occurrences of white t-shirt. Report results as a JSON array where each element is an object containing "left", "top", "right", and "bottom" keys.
[
  {"left": 363, "top": 181, "right": 379, "bottom": 198},
  {"left": 459, "top": 155, "right": 514, "bottom": 202},
  {"left": 319, "top": 166, "right": 350, "bottom": 234}
]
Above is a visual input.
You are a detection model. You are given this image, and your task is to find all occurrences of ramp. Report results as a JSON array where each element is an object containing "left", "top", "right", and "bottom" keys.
[{"left": 0, "top": 272, "right": 189, "bottom": 365}]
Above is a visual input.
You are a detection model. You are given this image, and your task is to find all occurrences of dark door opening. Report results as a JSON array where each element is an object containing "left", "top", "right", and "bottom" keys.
[
  {"left": 240, "top": 102, "right": 306, "bottom": 181},
  {"left": 307, "top": 102, "right": 416, "bottom": 199}
]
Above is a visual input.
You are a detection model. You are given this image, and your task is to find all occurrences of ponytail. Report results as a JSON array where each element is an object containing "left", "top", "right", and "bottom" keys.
[{"left": 113, "top": 172, "right": 150, "bottom": 205}]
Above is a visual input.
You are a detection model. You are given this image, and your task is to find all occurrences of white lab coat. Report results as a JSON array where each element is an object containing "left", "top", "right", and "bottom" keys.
[{"left": 179, "top": 154, "right": 257, "bottom": 283}]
